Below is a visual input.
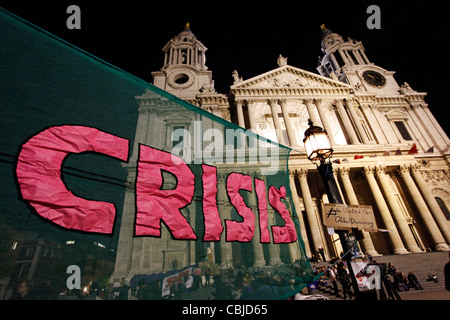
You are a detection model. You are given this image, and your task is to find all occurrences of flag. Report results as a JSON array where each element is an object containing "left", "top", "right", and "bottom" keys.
[
  {"left": 407, "top": 143, "right": 418, "bottom": 154},
  {"left": 354, "top": 155, "right": 364, "bottom": 160},
  {"left": 369, "top": 154, "right": 377, "bottom": 158},
  {"left": 342, "top": 158, "right": 349, "bottom": 162},
  {"left": 395, "top": 149, "right": 402, "bottom": 155},
  {"left": 426, "top": 146, "right": 434, "bottom": 153},
  {"left": 383, "top": 151, "right": 390, "bottom": 156},
  {"left": 332, "top": 159, "right": 341, "bottom": 164}
]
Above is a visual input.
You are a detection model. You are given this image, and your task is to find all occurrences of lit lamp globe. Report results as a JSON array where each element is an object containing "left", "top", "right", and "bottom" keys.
[{"left": 303, "top": 120, "right": 333, "bottom": 162}]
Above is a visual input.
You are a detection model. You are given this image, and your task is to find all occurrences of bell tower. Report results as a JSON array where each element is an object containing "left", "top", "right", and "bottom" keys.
[
  {"left": 317, "top": 25, "right": 371, "bottom": 80},
  {"left": 151, "top": 23, "right": 230, "bottom": 120},
  {"left": 152, "top": 23, "right": 213, "bottom": 100},
  {"left": 317, "top": 25, "right": 401, "bottom": 95}
]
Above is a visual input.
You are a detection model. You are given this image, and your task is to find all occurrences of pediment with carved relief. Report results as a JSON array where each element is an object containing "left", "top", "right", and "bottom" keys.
[{"left": 231, "top": 65, "right": 352, "bottom": 91}]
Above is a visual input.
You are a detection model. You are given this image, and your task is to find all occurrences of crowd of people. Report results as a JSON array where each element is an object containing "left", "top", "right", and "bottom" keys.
[
  {"left": 127, "top": 262, "right": 311, "bottom": 300},
  {"left": 309, "top": 251, "right": 427, "bottom": 300},
  {"left": 8, "top": 252, "right": 450, "bottom": 300},
  {"left": 311, "top": 262, "right": 354, "bottom": 300},
  {"left": 385, "top": 262, "right": 424, "bottom": 291}
]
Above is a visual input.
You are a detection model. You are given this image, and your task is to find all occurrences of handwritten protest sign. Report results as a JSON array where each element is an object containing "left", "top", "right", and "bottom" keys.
[{"left": 323, "top": 204, "right": 377, "bottom": 231}]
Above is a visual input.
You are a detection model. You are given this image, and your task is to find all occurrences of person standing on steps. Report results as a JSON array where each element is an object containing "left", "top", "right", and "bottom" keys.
[{"left": 318, "top": 246, "right": 326, "bottom": 262}]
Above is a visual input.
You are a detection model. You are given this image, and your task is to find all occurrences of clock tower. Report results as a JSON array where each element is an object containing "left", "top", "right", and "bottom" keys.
[
  {"left": 151, "top": 23, "right": 230, "bottom": 119},
  {"left": 317, "top": 25, "right": 401, "bottom": 96},
  {"left": 152, "top": 23, "right": 210, "bottom": 99}
]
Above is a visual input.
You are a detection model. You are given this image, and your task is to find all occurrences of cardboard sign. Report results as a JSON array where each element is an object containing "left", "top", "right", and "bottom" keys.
[{"left": 323, "top": 204, "right": 377, "bottom": 231}]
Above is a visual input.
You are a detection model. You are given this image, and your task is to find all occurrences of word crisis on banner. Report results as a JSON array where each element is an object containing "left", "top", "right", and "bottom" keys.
[
  {"left": 322, "top": 203, "right": 378, "bottom": 231},
  {"left": 15, "top": 125, "right": 297, "bottom": 244}
]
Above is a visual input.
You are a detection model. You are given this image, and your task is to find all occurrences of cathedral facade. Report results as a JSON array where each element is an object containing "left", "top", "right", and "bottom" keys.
[
  {"left": 112, "top": 24, "right": 450, "bottom": 282},
  {"left": 226, "top": 26, "right": 450, "bottom": 258}
]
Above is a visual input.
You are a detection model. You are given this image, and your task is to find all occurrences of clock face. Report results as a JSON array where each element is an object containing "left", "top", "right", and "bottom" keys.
[{"left": 362, "top": 70, "right": 386, "bottom": 87}]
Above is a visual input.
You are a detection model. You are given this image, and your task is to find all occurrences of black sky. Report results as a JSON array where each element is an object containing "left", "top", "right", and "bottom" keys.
[{"left": 2, "top": 1, "right": 448, "bottom": 134}]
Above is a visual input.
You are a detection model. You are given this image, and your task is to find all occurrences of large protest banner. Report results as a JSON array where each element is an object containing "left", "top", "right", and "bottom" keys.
[{"left": 0, "top": 8, "right": 312, "bottom": 300}]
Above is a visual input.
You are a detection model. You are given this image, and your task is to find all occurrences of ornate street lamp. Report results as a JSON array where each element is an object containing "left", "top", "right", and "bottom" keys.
[
  {"left": 303, "top": 120, "right": 341, "bottom": 203},
  {"left": 303, "top": 120, "right": 333, "bottom": 162},
  {"left": 303, "top": 120, "right": 361, "bottom": 299}
]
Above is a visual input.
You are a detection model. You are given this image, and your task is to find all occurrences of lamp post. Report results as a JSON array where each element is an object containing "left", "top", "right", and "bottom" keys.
[{"left": 303, "top": 120, "right": 360, "bottom": 299}]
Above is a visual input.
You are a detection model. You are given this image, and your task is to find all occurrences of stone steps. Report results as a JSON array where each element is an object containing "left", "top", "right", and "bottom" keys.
[
  {"left": 374, "top": 251, "right": 447, "bottom": 291},
  {"left": 310, "top": 251, "right": 449, "bottom": 299}
]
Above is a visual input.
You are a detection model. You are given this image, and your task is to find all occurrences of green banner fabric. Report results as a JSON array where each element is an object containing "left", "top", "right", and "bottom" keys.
[{"left": 0, "top": 8, "right": 312, "bottom": 300}]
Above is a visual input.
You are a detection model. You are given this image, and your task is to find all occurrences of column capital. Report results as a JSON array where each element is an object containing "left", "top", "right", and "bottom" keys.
[
  {"left": 278, "top": 98, "right": 287, "bottom": 106},
  {"left": 245, "top": 98, "right": 254, "bottom": 106},
  {"left": 339, "top": 166, "right": 351, "bottom": 176},
  {"left": 332, "top": 167, "right": 340, "bottom": 176},
  {"left": 343, "top": 97, "right": 355, "bottom": 104},
  {"left": 267, "top": 98, "right": 278, "bottom": 106},
  {"left": 217, "top": 170, "right": 228, "bottom": 183},
  {"left": 363, "top": 166, "right": 376, "bottom": 176},
  {"left": 295, "top": 169, "right": 308, "bottom": 179},
  {"left": 303, "top": 98, "right": 313, "bottom": 105},
  {"left": 375, "top": 165, "right": 387, "bottom": 175},
  {"left": 313, "top": 98, "right": 322, "bottom": 105},
  {"left": 289, "top": 169, "right": 296, "bottom": 178},
  {"left": 334, "top": 99, "right": 344, "bottom": 107},
  {"left": 398, "top": 164, "right": 412, "bottom": 174},
  {"left": 410, "top": 164, "right": 423, "bottom": 173}
]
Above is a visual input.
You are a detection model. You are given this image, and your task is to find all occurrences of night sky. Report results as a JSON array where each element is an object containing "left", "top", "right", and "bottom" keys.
[{"left": 2, "top": 1, "right": 448, "bottom": 134}]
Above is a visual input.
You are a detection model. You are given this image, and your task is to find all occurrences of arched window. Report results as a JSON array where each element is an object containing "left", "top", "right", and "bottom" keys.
[{"left": 435, "top": 197, "right": 450, "bottom": 220}]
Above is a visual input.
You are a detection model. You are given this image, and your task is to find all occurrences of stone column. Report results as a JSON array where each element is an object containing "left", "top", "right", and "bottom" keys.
[
  {"left": 296, "top": 169, "right": 323, "bottom": 254},
  {"left": 268, "top": 99, "right": 285, "bottom": 145},
  {"left": 279, "top": 98, "right": 298, "bottom": 147},
  {"left": 194, "top": 47, "right": 198, "bottom": 65},
  {"left": 246, "top": 99, "right": 257, "bottom": 131},
  {"left": 236, "top": 100, "right": 245, "bottom": 128},
  {"left": 28, "top": 240, "right": 43, "bottom": 280},
  {"left": 411, "top": 165, "right": 450, "bottom": 244},
  {"left": 338, "top": 49, "right": 351, "bottom": 65},
  {"left": 217, "top": 171, "right": 233, "bottom": 268},
  {"left": 339, "top": 167, "right": 380, "bottom": 256},
  {"left": 344, "top": 98, "right": 371, "bottom": 144},
  {"left": 314, "top": 99, "right": 336, "bottom": 145},
  {"left": 303, "top": 99, "right": 321, "bottom": 127},
  {"left": 267, "top": 207, "right": 282, "bottom": 265},
  {"left": 164, "top": 49, "right": 168, "bottom": 66},
  {"left": 422, "top": 104, "right": 450, "bottom": 151},
  {"left": 186, "top": 49, "right": 190, "bottom": 65},
  {"left": 249, "top": 175, "right": 266, "bottom": 267},
  {"left": 177, "top": 49, "right": 182, "bottom": 64},
  {"left": 332, "top": 167, "right": 345, "bottom": 202},
  {"left": 111, "top": 166, "right": 137, "bottom": 281},
  {"left": 363, "top": 166, "right": 409, "bottom": 254},
  {"left": 335, "top": 100, "right": 360, "bottom": 144},
  {"left": 376, "top": 166, "right": 422, "bottom": 253},
  {"left": 289, "top": 170, "right": 310, "bottom": 258},
  {"left": 360, "top": 104, "right": 387, "bottom": 144},
  {"left": 399, "top": 165, "right": 449, "bottom": 251}
]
